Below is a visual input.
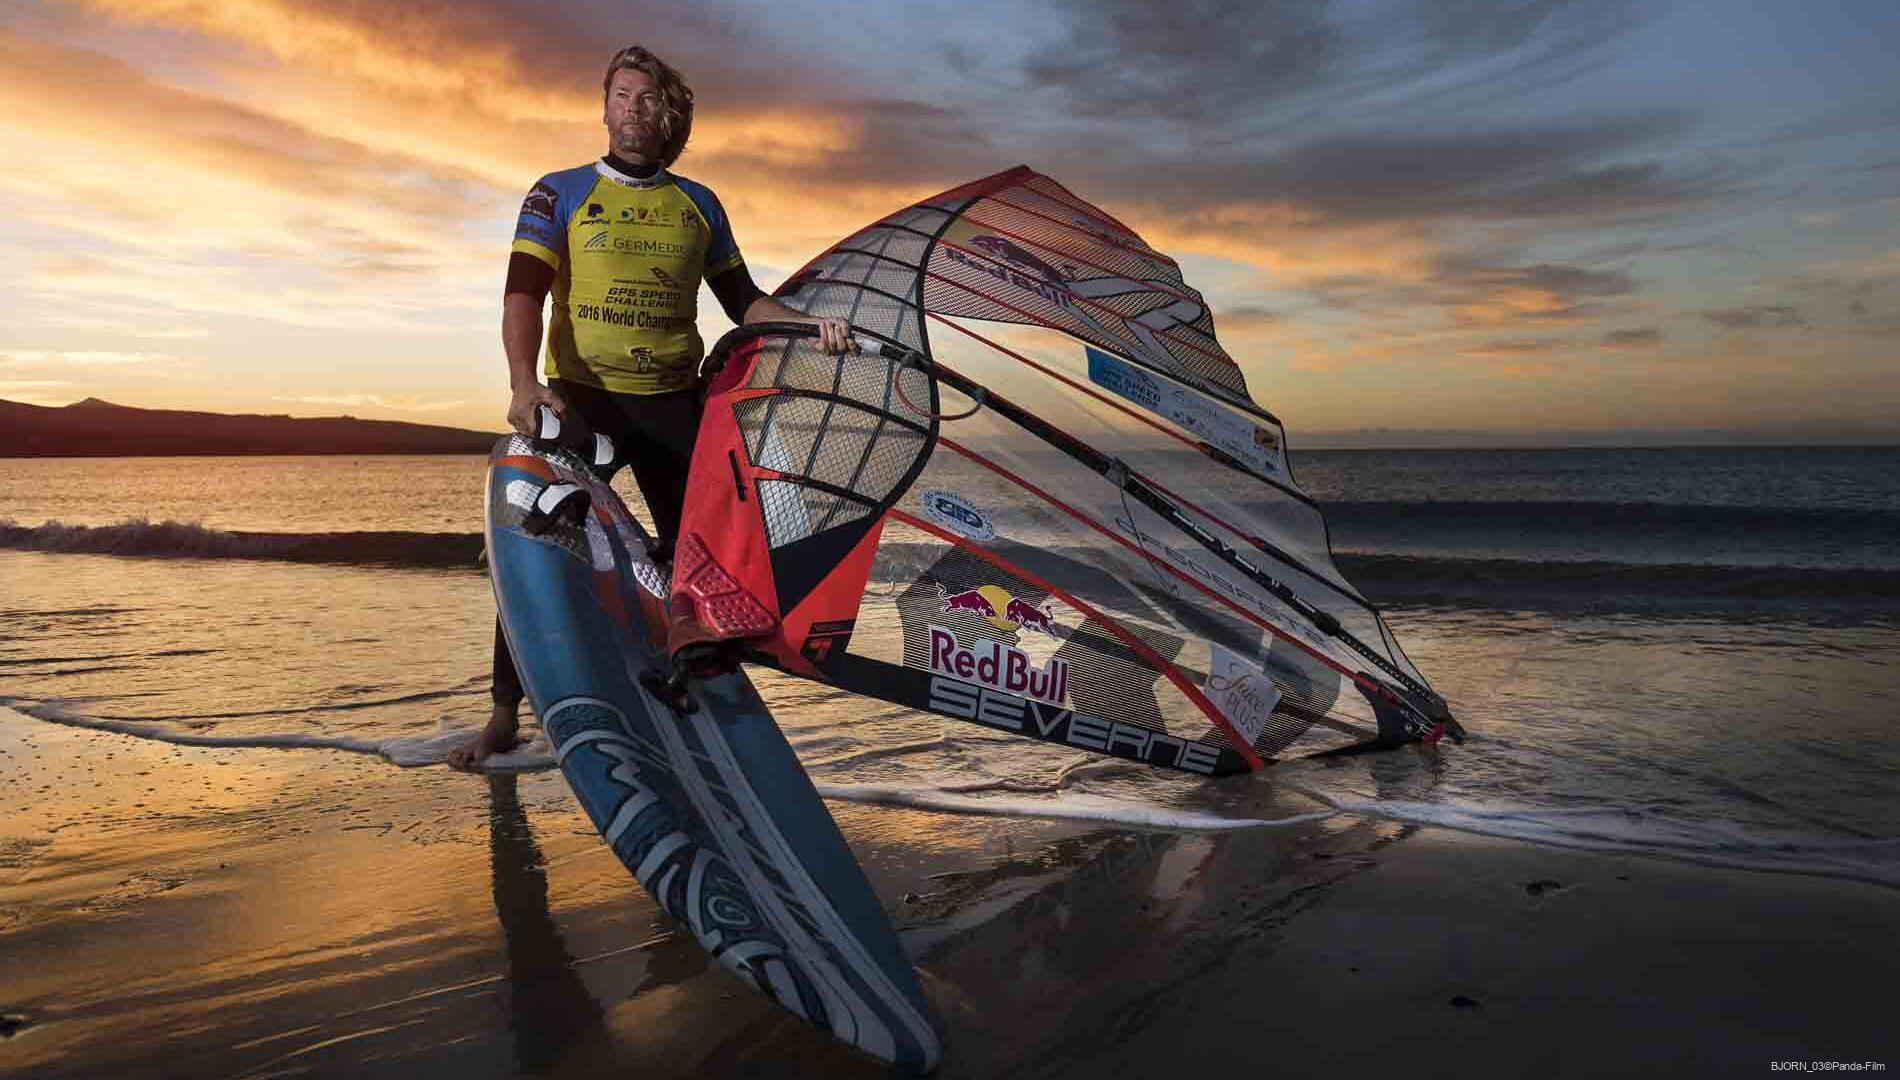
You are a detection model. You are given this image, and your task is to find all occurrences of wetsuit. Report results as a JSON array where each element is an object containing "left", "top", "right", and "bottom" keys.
[{"left": 493, "top": 155, "right": 766, "bottom": 709}]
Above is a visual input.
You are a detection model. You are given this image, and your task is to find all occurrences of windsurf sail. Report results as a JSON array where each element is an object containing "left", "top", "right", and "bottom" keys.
[{"left": 668, "top": 166, "right": 1456, "bottom": 776}]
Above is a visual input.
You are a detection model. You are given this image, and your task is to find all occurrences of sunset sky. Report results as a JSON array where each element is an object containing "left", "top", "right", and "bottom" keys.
[{"left": 2, "top": 0, "right": 1896, "bottom": 444}]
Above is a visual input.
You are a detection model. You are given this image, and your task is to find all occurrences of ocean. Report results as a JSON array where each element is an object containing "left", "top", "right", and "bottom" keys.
[{"left": 2, "top": 446, "right": 1896, "bottom": 886}]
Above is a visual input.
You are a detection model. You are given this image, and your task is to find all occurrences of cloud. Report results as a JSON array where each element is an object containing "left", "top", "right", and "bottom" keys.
[
  {"left": 1215, "top": 306, "right": 1282, "bottom": 331},
  {"left": 45, "top": 0, "right": 881, "bottom": 188},
  {"left": 0, "top": 350, "right": 188, "bottom": 370},
  {"left": 58, "top": 0, "right": 574, "bottom": 118},
  {"left": 1603, "top": 328, "right": 1664, "bottom": 348},
  {"left": 1460, "top": 339, "right": 1558, "bottom": 356},
  {"left": 270, "top": 394, "right": 467, "bottom": 412},
  {"left": 4, "top": 0, "right": 1889, "bottom": 439},
  {"left": 23, "top": 246, "right": 488, "bottom": 332},
  {"left": 11, "top": 0, "right": 1717, "bottom": 298},
  {"left": 1704, "top": 305, "right": 1809, "bottom": 329},
  {"left": 1140, "top": 116, "right": 1717, "bottom": 228},
  {"left": 1428, "top": 261, "right": 1635, "bottom": 326},
  {"left": 1020, "top": 0, "right": 1639, "bottom": 131},
  {"left": 1022, "top": 0, "right": 1346, "bottom": 122},
  {"left": 0, "top": 29, "right": 509, "bottom": 329},
  {"left": 0, "top": 349, "right": 191, "bottom": 405},
  {"left": 1257, "top": 255, "right": 1640, "bottom": 329}
]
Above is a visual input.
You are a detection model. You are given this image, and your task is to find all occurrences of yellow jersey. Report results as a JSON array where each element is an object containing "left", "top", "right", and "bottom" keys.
[{"left": 512, "top": 159, "right": 746, "bottom": 394}]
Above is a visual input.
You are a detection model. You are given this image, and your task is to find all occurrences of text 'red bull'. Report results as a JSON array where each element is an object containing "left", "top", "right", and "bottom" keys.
[{"left": 927, "top": 627, "right": 1069, "bottom": 706}]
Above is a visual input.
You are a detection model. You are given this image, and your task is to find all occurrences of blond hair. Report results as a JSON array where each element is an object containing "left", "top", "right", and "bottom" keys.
[{"left": 602, "top": 45, "right": 694, "bottom": 166}]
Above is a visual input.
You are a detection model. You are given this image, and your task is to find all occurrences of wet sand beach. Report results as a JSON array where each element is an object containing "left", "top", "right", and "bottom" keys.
[
  {"left": 5, "top": 448, "right": 1897, "bottom": 1078},
  {"left": 4, "top": 706, "right": 1893, "bottom": 1079}
]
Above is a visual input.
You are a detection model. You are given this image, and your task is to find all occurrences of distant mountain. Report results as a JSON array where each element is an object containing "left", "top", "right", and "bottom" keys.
[{"left": 0, "top": 398, "right": 503, "bottom": 457}]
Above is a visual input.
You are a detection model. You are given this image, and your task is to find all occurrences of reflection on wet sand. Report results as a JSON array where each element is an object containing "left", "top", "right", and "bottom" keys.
[
  {"left": 902, "top": 752, "right": 1443, "bottom": 1076},
  {"left": 483, "top": 773, "right": 603, "bottom": 1070}
]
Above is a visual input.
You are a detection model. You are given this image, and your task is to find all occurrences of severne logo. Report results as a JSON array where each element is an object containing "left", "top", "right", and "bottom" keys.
[
  {"left": 926, "top": 676, "right": 1222, "bottom": 774},
  {"left": 967, "top": 236, "right": 1076, "bottom": 284}
]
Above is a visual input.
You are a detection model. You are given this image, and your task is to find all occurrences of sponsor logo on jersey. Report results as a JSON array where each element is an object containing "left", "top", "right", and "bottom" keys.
[
  {"left": 919, "top": 489, "right": 994, "bottom": 540},
  {"left": 594, "top": 236, "right": 690, "bottom": 257},
  {"left": 617, "top": 205, "right": 677, "bottom": 226},
  {"left": 601, "top": 284, "right": 682, "bottom": 307},
  {"left": 927, "top": 626, "right": 1068, "bottom": 704},
  {"left": 521, "top": 182, "right": 558, "bottom": 222},
  {"left": 933, "top": 582, "right": 1064, "bottom": 638},
  {"left": 651, "top": 266, "right": 679, "bottom": 288}
]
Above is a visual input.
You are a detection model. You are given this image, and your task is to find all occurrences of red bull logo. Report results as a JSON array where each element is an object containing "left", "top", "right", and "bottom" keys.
[
  {"left": 942, "top": 234, "right": 1079, "bottom": 310},
  {"left": 927, "top": 627, "right": 1070, "bottom": 706},
  {"left": 1003, "top": 597, "right": 1060, "bottom": 636},
  {"left": 967, "top": 236, "right": 1076, "bottom": 284},
  {"left": 935, "top": 582, "right": 1065, "bottom": 638},
  {"left": 936, "top": 584, "right": 997, "bottom": 618}
]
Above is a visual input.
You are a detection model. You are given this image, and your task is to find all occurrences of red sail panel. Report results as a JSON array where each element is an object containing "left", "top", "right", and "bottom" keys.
[{"left": 668, "top": 327, "right": 939, "bottom": 677}]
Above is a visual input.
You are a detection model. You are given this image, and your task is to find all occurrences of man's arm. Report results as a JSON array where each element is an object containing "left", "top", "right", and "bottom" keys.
[
  {"left": 742, "top": 293, "right": 856, "bottom": 355},
  {"left": 503, "top": 252, "right": 561, "bottom": 433},
  {"left": 706, "top": 265, "right": 856, "bottom": 355}
]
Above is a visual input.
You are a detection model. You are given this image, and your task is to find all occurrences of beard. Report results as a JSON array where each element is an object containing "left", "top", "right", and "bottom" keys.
[{"left": 613, "top": 117, "right": 666, "bottom": 160}]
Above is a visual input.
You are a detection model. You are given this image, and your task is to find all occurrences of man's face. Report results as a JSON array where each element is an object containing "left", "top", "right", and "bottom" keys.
[{"left": 604, "top": 67, "right": 665, "bottom": 162}]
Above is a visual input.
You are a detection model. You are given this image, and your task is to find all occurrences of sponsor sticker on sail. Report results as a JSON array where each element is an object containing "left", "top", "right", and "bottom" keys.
[
  {"left": 1085, "top": 347, "right": 1283, "bottom": 476},
  {"left": 1205, "top": 642, "right": 1281, "bottom": 748},
  {"left": 927, "top": 627, "right": 1070, "bottom": 705},
  {"left": 919, "top": 489, "right": 995, "bottom": 540}
]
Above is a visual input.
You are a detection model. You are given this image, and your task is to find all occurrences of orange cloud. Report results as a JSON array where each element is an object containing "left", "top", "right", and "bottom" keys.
[
  {"left": 1458, "top": 339, "right": 1559, "bottom": 357},
  {"left": 59, "top": 0, "right": 572, "bottom": 118},
  {"left": 10, "top": 1, "right": 1874, "bottom": 440},
  {"left": 0, "top": 350, "right": 189, "bottom": 370},
  {"left": 1451, "top": 285, "right": 1579, "bottom": 324},
  {"left": 1134, "top": 199, "right": 1444, "bottom": 287},
  {"left": 271, "top": 393, "right": 467, "bottom": 412}
]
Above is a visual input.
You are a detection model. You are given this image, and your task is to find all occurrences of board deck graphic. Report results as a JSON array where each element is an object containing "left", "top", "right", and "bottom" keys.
[{"left": 484, "top": 435, "right": 941, "bottom": 1074}]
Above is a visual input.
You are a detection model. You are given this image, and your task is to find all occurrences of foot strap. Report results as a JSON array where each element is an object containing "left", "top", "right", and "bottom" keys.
[
  {"left": 534, "top": 404, "right": 620, "bottom": 477},
  {"left": 522, "top": 480, "right": 590, "bottom": 535}
]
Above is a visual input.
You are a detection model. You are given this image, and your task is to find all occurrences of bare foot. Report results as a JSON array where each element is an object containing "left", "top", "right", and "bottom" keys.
[{"left": 448, "top": 705, "right": 523, "bottom": 771}]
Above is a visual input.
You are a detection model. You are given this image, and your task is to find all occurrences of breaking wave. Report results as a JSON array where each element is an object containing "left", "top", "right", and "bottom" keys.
[
  {"left": 6, "top": 520, "right": 1893, "bottom": 616},
  {"left": 1322, "top": 498, "right": 1900, "bottom": 533},
  {"left": 1335, "top": 553, "right": 1900, "bottom": 612},
  {"left": 0, "top": 519, "right": 483, "bottom": 569},
  {"left": 9, "top": 698, "right": 1894, "bottom": 888}
]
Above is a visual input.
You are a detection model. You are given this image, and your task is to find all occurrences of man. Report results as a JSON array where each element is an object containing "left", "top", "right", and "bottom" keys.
[{"left": 450, "top": 45, "right": 852, "bottom": 770}]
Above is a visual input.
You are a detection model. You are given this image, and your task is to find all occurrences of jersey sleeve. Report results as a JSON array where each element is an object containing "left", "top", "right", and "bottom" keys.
[
  {"left": 679, "top": 180, "right": 745, "bottom": 277},
  {"left": 511, "top": 175, "right": 569, "bottom": 270}
]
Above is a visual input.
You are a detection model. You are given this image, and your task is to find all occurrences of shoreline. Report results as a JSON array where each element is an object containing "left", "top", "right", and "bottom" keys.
[{"left": 3, "top": 710, "right": 1894, "bottom": 1077}]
